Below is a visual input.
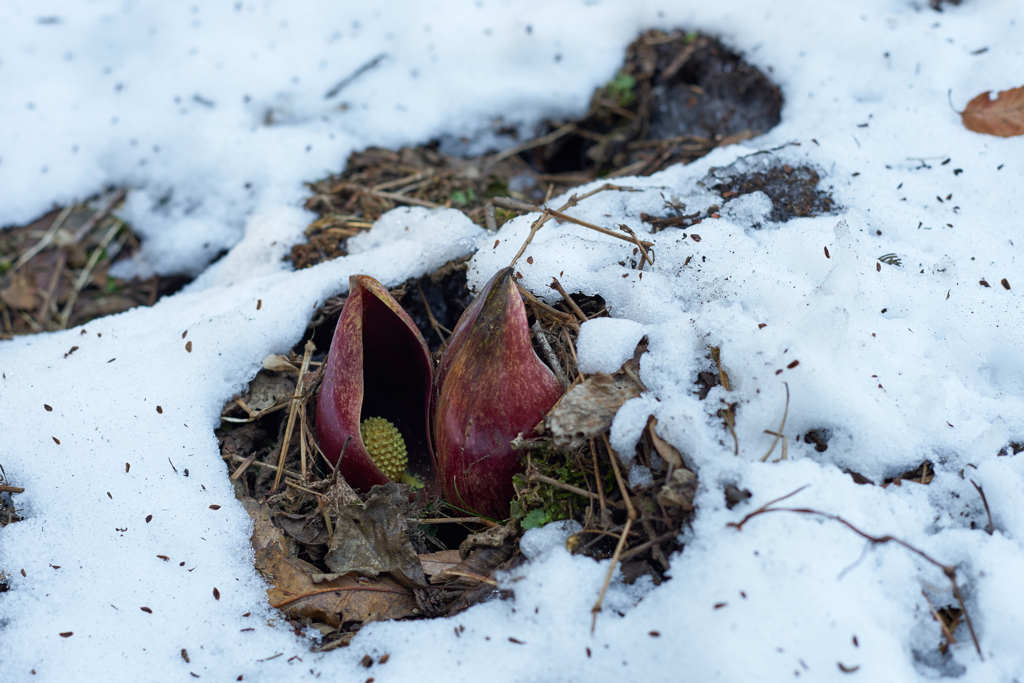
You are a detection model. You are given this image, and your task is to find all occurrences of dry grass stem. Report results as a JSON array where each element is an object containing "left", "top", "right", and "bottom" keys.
[
  {"left": 273, "top": 340, "right": 315, "bottom": 490},
  {"left": 760, "top": 382, "right": 790, "bottom": 462},
  {"left": 58, "top": 220, "right": 122, "bottom": 329}
]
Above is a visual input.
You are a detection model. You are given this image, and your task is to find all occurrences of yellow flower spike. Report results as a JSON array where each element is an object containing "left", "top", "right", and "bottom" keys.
[{"left": 359, "top": 417, "right": 408, "bottom": 481}]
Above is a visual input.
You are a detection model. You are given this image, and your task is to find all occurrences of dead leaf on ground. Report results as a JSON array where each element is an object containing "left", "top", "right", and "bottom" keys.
[
  {"left": 646, "top": 416, "right": 684, "bottom": 468},
  {"left": 961, "top": 86, "right": 1024, "bottom": 137},
  {"left": 245, "top": 497, "right": 418, "bottom": 626},
  {"left": 657, "top": 468, "right": 698, "bottom": 511},
  {"left": 544, "top": 372, "right": 643, "bottom": 448},
  {"left": 0, "top": 274, "right": 39, "bottom": 310},
  {"left": 419, "top": 550, "right": 462, "bottom": 582},
  {"left": 242, "top": 372, "right": 296, "bottom": 413},
  {"left": 324, "top": 484, "right": 427, "bottom": 587}
]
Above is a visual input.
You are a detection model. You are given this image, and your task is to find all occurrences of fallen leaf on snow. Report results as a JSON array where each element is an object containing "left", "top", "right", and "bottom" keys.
[{"left": 961, "top": 86, "right": 1024, "bottom": 137}]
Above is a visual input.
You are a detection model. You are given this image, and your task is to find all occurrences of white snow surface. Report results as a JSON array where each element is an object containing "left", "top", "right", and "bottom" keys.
[{"left": 2, "top": 1, "right": 1024, "bottom": 681}]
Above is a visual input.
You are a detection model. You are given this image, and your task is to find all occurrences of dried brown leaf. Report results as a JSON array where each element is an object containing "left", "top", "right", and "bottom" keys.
[
  {"left": 245, "top": 497, "right": 417, "bottom": 626},
  {"left": 656, "top": 468, "right": 697, "bottom": 511},
  {"left": 324, "top": 484, "right": 427, "bottom": 587},
  {"left": 419, "top": 550, "right": 462, "bottom": 581},
  {"left": 0, "top": 274, "right": 39, "bottom": 310},
  {"left": 961, "top": 86, "right": 1024, "bottom": 137},
  {"left": 242, "top": 373, "right": 296, "bottom": 413},
  {"left": 544, "top": 373, "right": 643, "bottom": 448},
  {"left": 646, "top": 416, "right": 683, "bottom": 468}
]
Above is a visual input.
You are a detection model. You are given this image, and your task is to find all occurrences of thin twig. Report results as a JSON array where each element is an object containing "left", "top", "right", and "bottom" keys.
[
  {"left": 413, "top": 516, "right": 498, "bottom": 527},
  {"left": 969, "top": 480, "right": 995, "bottom": 535},
  {"left": 589, "top": 439, "right": 609, "bottom": 526},
  {"left": 591, "top": 517, "right": 633, "bottom": 633},
  {"left": 920, "top": 589, "right": 958, "bottom": 650},
  {"left": 592, "top": 434, "right": 639, "bottom": 631},
  {"left": 616, "top": 224, "right": 654, "bottom": 269},
  {"left": 487, "top": 122, "right": 578, "bottom": 165},
  {"left": 729, "top": 486, "right": 983, "bottom": 660},
  {"left": 372, "top": 170, "right": 432, "bottom": 192},
  {"left": 223, "top": 453, "right": 301, "bottom": 480},
  {"left": 545, "top": 208, "right": 654, "bottom": 250},
  {"left": 416, "top": 282, "right": 450, "bottom": 344},
  {"left": 323, "top": 52, "right": 387, "bottom": 99},
  {"left": 337, "top": 183, "right": 441, "bottom": 209},
  {"left": 601, "top": 433, "right": 636, "bottom": 520},
  {"left": 73, "top": 188, "right": 127, "bottom": 242},
  {"left": 515, "top": 283, "right": 576, "bottom": 325},
  {"left": 528, "top": 470, "right": 601, "bottom": 502},
  {"left": 549, "top": 278, "right": 587, "bottom": 322}
]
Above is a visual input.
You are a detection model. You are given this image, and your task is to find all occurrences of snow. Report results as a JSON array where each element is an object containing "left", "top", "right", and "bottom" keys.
[{"left": 2, "top": 1, "right": 1023, "bottom": 681}]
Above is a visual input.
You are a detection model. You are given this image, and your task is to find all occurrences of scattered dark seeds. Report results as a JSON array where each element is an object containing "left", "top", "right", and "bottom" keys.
[
  {"left": 43, "top": 404, "right": 52, "bottom": 411},
  {"left": 213, "top": 587, "right": 220, "bottom": 600},
  {"left": 140, "top": 606, "right": 152, "bottom": 614},
  {"left": 185, "top": 341, "right": 193, "bottom": 352}
]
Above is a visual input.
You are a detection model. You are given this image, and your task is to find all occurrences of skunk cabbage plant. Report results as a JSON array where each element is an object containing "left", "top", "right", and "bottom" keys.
[
  {"left": 315, "top": 275, "right": 433, "bottom": 490},
  {"left": 434, "top": 268, "right": 563, "bottom": 518},
  {"left": 316, "top": 269, "right": 562, "bottom": 518}
]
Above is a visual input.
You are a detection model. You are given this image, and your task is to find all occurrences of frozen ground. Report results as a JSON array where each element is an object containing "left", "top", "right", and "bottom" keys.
[{"left": 2, "top": 1, "right": 1023, "bottom": 681}]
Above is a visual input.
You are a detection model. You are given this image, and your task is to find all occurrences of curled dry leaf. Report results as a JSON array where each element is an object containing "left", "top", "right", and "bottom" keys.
[
  {"left": 544, "top": 372, "right": 643, "bottom": 449},
  {"left": 646, "top": 416, "right": 683, "bottom": 468},
  {"left": 961, "top": 86, "right": 1024, "bottom": 138}
]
